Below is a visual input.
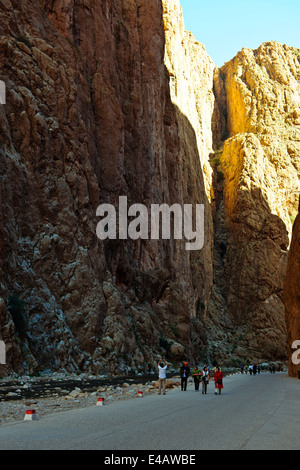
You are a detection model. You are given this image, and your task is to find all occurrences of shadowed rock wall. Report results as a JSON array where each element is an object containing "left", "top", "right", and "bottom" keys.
[{"left": 0, "top": 0, "right": 299, "bottom": 375}]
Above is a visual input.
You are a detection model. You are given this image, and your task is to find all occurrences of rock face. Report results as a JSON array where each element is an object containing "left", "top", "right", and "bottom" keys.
[
  {"left": 206, "top": 42, "right": 300, "bottom": 364},
  {"left": 222, "top": 42, "right": 300, "bottom": 232},
  {"left": 0, "top": 0, "right": 217, "bottom": 375},
  {"left": 284, "top": 214, "right": 300, "bottom": 377},
  {"left": 0, "top": 0, "right": 299, "bottom": 376}
]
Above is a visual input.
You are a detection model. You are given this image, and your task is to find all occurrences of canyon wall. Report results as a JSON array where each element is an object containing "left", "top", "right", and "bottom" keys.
[
  {"left": 284, "top": 214, "right": 300, "bottom": 377},
  {"left": 0, "top": 0, "right": 299, "bottom": 376},
  {"left": 206, "top": 43, "right": 300, "bottom": 364},
  {"left": 0, "top": 0, "right": 218, "bottom": 375}
]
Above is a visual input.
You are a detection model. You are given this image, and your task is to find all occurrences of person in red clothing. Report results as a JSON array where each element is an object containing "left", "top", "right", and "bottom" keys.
[{"left": 214, "top": 367, "right": 224, "bottom": 395}]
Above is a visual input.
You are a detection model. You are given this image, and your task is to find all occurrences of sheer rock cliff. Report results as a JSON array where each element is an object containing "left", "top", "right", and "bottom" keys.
[
  {"left": 284, "top": 213, "right": 300, "bottom": 377},
  {"left": 0, "top": 0, "right": 216, "bottom": 375},
  {"left": 0, "top": 0, "right": 299, "bottom": 375},
  {"left": 207, "top": 42, "right": 300, "bottom": 364}
]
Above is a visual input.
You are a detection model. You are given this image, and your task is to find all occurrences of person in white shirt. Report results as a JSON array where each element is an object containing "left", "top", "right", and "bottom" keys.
[
  {"left": 158, "top": 358, "right": 168, "bottom": 395},
  {"left": 202, "top": 366, "right": 209, "bottom": 394}
]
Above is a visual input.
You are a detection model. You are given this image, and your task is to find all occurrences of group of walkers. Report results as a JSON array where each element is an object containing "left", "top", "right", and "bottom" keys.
[
  {"left": 240, "top": 363, "right": 261, "bottom": 375},
  {"left": 158, "top": 359, "right": 224, "bottom": 396}
]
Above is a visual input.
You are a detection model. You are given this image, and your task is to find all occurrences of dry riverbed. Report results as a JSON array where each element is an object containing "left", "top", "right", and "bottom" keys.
[{"left": 0, "top": 373, "right": 182, "bottom": 425}]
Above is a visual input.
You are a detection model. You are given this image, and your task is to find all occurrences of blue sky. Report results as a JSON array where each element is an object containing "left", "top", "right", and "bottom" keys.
[{"left": 180, "top": 0, "right": 300, "bottom": 67}]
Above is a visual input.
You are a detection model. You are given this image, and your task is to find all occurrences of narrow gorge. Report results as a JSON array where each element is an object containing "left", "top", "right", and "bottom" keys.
[{"left": 0, "top": 0, "right": 299, "bottom": 377}]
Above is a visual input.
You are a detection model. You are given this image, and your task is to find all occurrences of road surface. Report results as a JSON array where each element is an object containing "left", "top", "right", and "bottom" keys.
[{"left": 0, "top": 372, "right": 299, "bottom": 450}]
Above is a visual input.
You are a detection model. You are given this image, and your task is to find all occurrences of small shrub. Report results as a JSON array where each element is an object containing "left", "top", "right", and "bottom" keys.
[{"left": 212, "top": 156, "right": 221, "bottom": 166}]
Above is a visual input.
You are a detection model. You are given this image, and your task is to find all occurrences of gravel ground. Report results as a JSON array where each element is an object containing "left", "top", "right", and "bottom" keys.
[
  {"left": 0, "top": 374, "right": 182, "bottom": 425},
  {"left": 0, "top": 368, "right": 249, "bottom": 425}
]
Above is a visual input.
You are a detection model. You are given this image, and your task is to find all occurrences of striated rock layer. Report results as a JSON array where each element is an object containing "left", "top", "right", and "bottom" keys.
[{"left": 0, "top": 0, "right": 299, "bottom": 375}]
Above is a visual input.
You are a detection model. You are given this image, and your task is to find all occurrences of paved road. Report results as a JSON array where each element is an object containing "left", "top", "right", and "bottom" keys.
[{"left": 0, "top": 372, "right": 299, "bottom": 450}]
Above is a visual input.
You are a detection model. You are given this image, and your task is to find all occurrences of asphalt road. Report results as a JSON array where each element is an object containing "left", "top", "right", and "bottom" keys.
[{"left": 0, "top": 372, "right": 299, "bottom": 450}]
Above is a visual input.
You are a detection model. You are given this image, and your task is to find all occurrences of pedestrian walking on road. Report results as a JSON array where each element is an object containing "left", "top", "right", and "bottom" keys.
[
  {"left": 214, "top": 367, "right": 224, "bottom": 395},
  {"left": 158, "top": 358, "right": 168, "bottom": 395},
  {"left": 180, "top": 362, "right": 190, "bottom": 391},
  {"left": 202, "top": 366, "right": 209, "bottom": 394},
  {"left": 192, "top": 366, "right": 201, "bottom": 391}
]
